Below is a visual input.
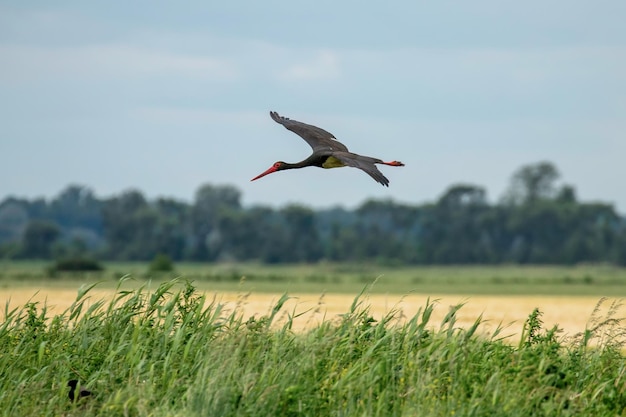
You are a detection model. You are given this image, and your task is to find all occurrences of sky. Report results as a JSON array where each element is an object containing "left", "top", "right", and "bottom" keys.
[{"left": 1, "top": 1, "right": 625, "bottom": 212}]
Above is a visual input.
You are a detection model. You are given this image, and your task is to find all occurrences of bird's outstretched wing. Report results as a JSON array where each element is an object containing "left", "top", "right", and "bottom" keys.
[
  {"left": 332, "top": 152, "right": 391, "bottom": 187},
  {"left": 270, "top": 111, "right": 349, "bottom": 153}
]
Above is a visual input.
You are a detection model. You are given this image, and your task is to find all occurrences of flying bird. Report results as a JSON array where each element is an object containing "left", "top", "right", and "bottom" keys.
[
  {"left": 251, "top": 111, "right": 405, "bottom": 186},
  {"left": 67, "top": 380, "right": 92, "bottom": 402}
]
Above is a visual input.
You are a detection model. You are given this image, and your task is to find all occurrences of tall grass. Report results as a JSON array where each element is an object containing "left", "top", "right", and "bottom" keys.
[{"left": 1, "top": 279, "right": 625, "bottom": 416}]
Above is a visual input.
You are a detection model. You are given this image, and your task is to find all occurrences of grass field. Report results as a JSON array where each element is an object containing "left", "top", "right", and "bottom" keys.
[
  {"left": 2, "top": 262, "right": 626, "bottom": 415},
  {"left": 2, "top": 260, "right": 626, "bottom": 295},
  {"left": 1, "top": 279, "right": 626, "bottom": 416}
]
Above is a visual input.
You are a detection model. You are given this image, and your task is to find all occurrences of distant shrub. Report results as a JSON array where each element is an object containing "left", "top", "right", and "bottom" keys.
[
  {"left": 47, "top": 257, "right": 104, "bottom": 276},
  {"left": 0, "top": 242, "right": 20, "bottom": 259},
  {"left": 148, "top": 254, "right": 174, "bottom": 273}
]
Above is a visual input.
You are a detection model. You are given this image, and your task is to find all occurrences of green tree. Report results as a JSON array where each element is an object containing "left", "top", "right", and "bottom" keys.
[
  {"left": 438, "top": 184, "right": 487, "bottom": 209},
  {"left": 49, "top": 185, "right": 102, "bottom": 231},
  {"left": 502, "top": 161, "right": 560, "bottom": 205},
  {"left": 0, "top": 200, "right": 29, "bottom": 244},
  {"left": 281, "top": 204, "right": 323, "bottom": 262},
  {"left": 189, "top": 184, "right": 241, "bottom": 261},
  {"left": 352, "top": 199, "right": 417, "bottom": 262},
  {"left": 215, "top": 206, "right": 288, "bottom": 262},
  {"left": 415, "top": 185, "right": 492, "bottom": 263},
  {"left": 20, "top": 220, "right": 61, "bottom": 259},
  {"left": 153, "top": 198, "right": 189, "bottom": 260},
  {"left": 102, "top": 190, "right": 153, "bottom": 259}
]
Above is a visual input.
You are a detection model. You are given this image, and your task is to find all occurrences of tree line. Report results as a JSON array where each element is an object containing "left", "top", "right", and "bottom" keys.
[{"left": 1, "top": 161, "right": 625, "bottom": 265}]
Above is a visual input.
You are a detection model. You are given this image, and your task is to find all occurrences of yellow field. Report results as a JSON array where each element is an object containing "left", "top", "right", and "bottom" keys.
[{"left": 1, "top": 285, "right": 620, "bottom": 341}]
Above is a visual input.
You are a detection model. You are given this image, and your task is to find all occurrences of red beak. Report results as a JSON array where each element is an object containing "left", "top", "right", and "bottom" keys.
[{"left": 251, "top": 165, "right": 278, "bottom": 181}]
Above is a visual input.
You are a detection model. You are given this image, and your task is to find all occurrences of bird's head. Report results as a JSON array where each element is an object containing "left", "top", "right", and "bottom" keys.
[{"left": 251, "top": 161, "right": 286, "bottom": 181}]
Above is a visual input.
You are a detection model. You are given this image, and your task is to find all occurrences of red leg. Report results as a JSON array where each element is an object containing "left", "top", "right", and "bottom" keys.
[{"left": 383, "top": 161, "right": 405, "bottom": 167}]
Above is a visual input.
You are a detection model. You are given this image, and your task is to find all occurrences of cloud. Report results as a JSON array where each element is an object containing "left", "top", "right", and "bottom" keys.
[
  {"left": 279, "top": 50, "right": 341, "bottom": 81},
  {"left": 0, "top": 43, "right": 238, "bottom": 82},
  {"left": 130, "top": 107, "right": 268, "bottom": 125}
]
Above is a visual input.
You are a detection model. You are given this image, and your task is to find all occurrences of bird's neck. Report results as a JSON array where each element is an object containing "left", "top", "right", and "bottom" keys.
[
  {"left": 285, "top": 161, "right": 308, "bottom": 169},
  {"left": 283, "top": 155, "right": 321, "bottom": 169}
]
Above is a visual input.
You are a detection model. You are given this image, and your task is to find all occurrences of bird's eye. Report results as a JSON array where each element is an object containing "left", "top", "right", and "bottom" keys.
[{"left": 274, "top": 162, "right": 281, "bottom": 168}]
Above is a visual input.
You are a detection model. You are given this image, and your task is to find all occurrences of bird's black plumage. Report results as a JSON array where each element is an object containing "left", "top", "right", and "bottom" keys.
[
  {"left": 67, "top": 380, "right": 92, "bottom": 402},
  {"left": 269, "top": 111, "right": 348, "bottom": 154},
  {"left": 254, "top": 111, "right": 404, "bottom": 186}
]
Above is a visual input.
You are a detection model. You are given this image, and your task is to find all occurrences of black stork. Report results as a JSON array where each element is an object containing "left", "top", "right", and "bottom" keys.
[{"left": 251, "top": 111, "right": 405, "bottom": 187}]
